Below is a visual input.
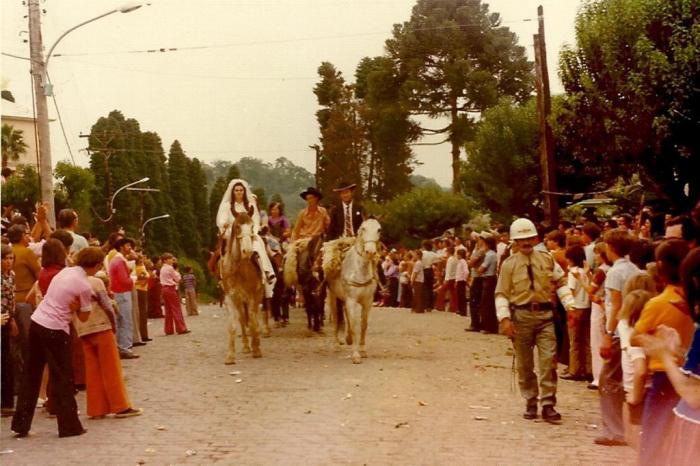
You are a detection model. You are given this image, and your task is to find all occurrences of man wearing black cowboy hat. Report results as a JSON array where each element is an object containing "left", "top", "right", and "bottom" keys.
[
  {"left": 327, "top": 181, "right": 365, "bottom": 241},
  {"left": 291, "top": 187, "right": 330, "bottom": 241}
]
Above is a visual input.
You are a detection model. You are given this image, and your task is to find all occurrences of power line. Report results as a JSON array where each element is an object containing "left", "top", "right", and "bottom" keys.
[
  {"left": 49, "top": 20, "right": 534, "bottom": 58},
  {"left": 46, "top": 71, "right": 76, "bottom": 165}
]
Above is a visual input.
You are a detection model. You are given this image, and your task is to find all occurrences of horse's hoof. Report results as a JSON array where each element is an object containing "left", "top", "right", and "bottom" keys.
[
  {"left": 252, "top": 349, "right": 262, "bottom": 358},
  {"left": 242, "top": 347, "right": 252, "bottom": 353},
  {"left": 224, "top": 356, "right": 236, "bottom": 365},
  {"left": 360, "top": 350, "right": 368, "bottom": 358},
  {"left": 351, "top": 354, "right": 362, "bottom": 364}
]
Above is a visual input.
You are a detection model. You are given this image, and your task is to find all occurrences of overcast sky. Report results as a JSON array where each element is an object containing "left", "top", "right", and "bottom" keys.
[{"left": 1, "top": 0, "right": 582, "bottom": 186}]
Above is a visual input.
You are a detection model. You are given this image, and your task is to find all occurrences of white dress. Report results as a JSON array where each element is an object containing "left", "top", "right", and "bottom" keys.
[{"left": 216, "top": 179, "right": 276, "bottom": 298}]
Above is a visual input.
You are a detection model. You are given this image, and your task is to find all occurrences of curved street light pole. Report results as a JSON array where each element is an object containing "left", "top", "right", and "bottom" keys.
[
  {"left": 141, "top": 214, "right": 170, "bottom": 249},
  {"left": 93, "top": 177, "right": 149, "bottom": 224}
]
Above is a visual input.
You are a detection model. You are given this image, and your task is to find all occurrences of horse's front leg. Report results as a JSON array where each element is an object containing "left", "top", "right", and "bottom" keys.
[
  {"left": 359, "top": 296, "right": 371, "bottom": 359},
  {"left": 345, "top": 297, "right": 362, "bottom": 364},
  {"left": 240, "top": 305, "right": 251, "bottom": 353},
  {"left": 261, "top": 298, "right": 271, "bottom": 337},
  {"left": 249, "top": 300, "right": 262, "bottom": 358},
  {"left": 224, "top": 295, "right": 237, "bottom": 365}
]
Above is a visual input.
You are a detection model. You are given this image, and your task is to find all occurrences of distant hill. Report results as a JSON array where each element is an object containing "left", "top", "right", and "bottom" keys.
[
  {"left": 202, "top": 157, "right": 314, "bottom": 219},
  {"left": 410, "top": 174, "right": 445, "bottom": 190}
]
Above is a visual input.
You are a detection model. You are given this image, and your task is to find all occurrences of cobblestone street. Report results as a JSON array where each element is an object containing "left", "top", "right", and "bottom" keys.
[{"left": 1, "top": 304, "right": 635, "bottom": 465}]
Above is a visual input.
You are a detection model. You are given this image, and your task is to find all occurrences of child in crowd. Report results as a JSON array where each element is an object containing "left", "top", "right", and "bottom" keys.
[
  {"left": 565, "top": 245, "right": 592, "bottom": 380},
  {"left": 182, "top": 266, "right": 199, "bottom": 316}
]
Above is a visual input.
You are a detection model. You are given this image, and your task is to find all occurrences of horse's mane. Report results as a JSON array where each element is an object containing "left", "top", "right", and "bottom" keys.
[{"left": 226, "top": 212, "right": 253, "bottom": 258}]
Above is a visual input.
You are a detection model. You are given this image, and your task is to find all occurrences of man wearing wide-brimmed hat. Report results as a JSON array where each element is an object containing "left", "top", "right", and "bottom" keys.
[
  {"left": 327, "top": 181, "right": 365, "bottom": 241},
  {"left": 291, "top": 187, "right": 330, "bottom": 241}
]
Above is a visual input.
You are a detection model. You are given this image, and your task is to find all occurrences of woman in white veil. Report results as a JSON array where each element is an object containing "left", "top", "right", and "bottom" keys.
[{"left": 216, "top": 179, "right": 276, "bottom": 298}]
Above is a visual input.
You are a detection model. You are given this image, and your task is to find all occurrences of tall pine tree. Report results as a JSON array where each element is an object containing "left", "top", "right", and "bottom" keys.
[
  {"left": 188, "top": 158, "right": 210, "bottom": 261},
  {"left": 167, "top": 140, "right": 200, "bottom": 257}
]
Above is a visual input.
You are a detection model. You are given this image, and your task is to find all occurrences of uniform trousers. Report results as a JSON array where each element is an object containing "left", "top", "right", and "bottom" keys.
[
  {"left": 512, "top": 309, "right": 558, "bottom": 407},
  {"left": 162, "top": 286, "right": 188, "bottom": 335},
  {"left": 12, "top": 321, "right": 83, "bottom": 437},
  {"left": 81, "top": 330, "right": 131, "bottom": 417}
]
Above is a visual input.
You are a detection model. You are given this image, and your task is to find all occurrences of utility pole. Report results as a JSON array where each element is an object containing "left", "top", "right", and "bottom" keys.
[
  {"left": 308, "top": 144, "right": 321, "bottom": 186},
  {"left": 28, "top": 0, "right": 56, "bottom": 227},
  {"left": 533, "top": 5, "right": 558, "bottom": 226}
]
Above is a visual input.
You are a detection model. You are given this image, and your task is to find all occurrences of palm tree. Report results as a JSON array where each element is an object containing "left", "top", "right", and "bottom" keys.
[{"left": 2, "top": 123, "right": 28, "bottom": 168}]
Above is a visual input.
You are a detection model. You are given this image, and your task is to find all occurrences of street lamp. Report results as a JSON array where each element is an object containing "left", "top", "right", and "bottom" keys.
[
  {"left": 44, "top": 2, "right": 144, "bottom": 96},
  {"left": 93, "top": 177, "right": 149, "bottom": 223},
  {"left": 141, "top": 214, "right": 170, "bottom": 249},
  {"left": 27, "top": 1, "right": 145, "bottom": 227}
]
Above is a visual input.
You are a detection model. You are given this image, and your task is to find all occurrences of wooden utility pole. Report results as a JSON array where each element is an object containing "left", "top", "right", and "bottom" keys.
[
  {"left": 28, "top": 0, "right": 56, "bottom": 226},
  {"left": 309, "top": 144, "right": 321, "bottom": 186},
  {"left": 533, "top": 5, "right": 558, "bottom": 225}
]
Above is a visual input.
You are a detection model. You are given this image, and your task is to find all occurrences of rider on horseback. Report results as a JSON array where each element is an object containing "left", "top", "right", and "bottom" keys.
[{"left": 216, "top": 179, "right": 276, "bottom": 298}]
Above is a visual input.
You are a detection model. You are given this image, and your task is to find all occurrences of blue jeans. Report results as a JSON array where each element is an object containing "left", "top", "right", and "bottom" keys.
[
  {"left": 114, "top": 291, "right": 133, "bottom": 352},
  {"left": 639, "top": 372, "right": 679, "bottom": 465}
]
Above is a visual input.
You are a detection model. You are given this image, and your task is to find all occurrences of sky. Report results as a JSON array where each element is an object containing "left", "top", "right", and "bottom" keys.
[{"left": 1, "top": 0, "right": 582, "bottom": 187}]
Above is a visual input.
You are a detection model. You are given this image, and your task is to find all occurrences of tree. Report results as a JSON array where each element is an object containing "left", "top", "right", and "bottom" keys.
[
  {"left": 188, "top": 158, "right": 210, "bottom": 260},
  {"left": 355, "top": 56, "right": 420, "bottom": 202},
  {"left": 168, "top": 140, "right": 200, "bottom": 257},
  {"left": 369, "top": 187, "right": 476, "bottom": 246},
  {"left": 252, "top": 187, "right": 267, "bottom": 213},
  {"left": 0, "top": 165, "right": 40, "bottom": 219},
  {"left": 54, "top": 161, "right": 95, "bottom": 232},
  {"left": 386, "top": 0, "right": 533, "bottom": 193},
  {"left": 208, "top": 176, "right": 228, "bottom": 248},
  {"left": 1, "top": 124, "right": 28, "bottom": 168},
  {"left": 558, "top": 0, "right": 700, "bottom": 208},
  {"left": 461, "top": 99, "right": 540, "bottom": 222},
  {"left": 313, "top": 62, "right": 367, "bottom": 199},
  {"left": 226, "top": 164, "right": 240, "bottom": 182}
]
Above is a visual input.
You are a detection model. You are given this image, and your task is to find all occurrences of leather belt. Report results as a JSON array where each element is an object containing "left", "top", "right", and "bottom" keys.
[{"left": 512, "top": 302, "right": 553, "bottom": 311}]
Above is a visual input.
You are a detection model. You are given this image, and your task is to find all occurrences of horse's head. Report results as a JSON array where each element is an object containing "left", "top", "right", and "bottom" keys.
[
  {"left": 232, "top": 212, "right": 255, "bottom": 260},
  {"left": 356, "top": 218, "right": 381, "bottom": 259}
]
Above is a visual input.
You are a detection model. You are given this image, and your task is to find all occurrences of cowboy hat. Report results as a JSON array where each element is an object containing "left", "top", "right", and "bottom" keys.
[
  {"left": 300, "top": 187, "right": 323, "bottom": 200},
  {"left": 332, "top": 181, "right": 357, "bottom": 192}
]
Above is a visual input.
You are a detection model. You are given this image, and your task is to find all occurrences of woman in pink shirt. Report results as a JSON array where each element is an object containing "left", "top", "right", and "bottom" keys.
[
  {"left": 11, "top": 247, "right": 105, "bottom": 439},
  {"left": 160, "top": 253, "right": 189, "bottom": 335}
]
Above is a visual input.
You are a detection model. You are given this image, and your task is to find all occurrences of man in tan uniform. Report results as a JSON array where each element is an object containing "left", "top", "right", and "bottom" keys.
[{"left": 495, "top": 218, "right": 575, "bottom": 423}]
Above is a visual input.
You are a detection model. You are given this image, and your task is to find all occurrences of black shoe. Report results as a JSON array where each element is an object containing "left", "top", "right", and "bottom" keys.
[
  {"left": 523, "top": 404, "right": 538, "bottom": 420},
  {"left": 59, "top": 428, "right": 87, "bottom": 438},
  {"left": 465, "top": 327, "right": 480, "bottom": 332},
  {"left": 177, "top": 329, "right": 191, "bottom": 335},
  {"left": 587, "top": 383, "right": 598, "bottom": 390},
  {"left": 541, "top": 405, "right": 562, "bottom": 423},
  {"left": 142, "top": 337, "right": 153, "bottom": 342},
  {"left": 132, "top": 342, "right": 147, "bottom": 347},
  {"left": 119, "top": 351, "right": 140, "bottom": 360}
]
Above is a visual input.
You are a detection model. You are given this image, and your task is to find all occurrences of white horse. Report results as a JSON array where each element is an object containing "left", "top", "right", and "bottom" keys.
[
  {"left": 220, "top": 212, "right": 264, "bottom": 364},
  {"left": 323, "top": 218, "right": 382, "bottom": 364}
]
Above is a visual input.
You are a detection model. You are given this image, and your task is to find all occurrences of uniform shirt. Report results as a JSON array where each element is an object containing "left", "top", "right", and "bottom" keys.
[
  {"left": 11, "top": 243, "right": 40, "bottom": 302},
  {"left": 160, "top": 263, "right": 181, "bottom": 287},
  {"left": 445, "top": 255, "right": 458, "bottom": 281},
  {"left": 495, "top": 250, "right": 573, "bottom": 322},
  {"left": 31, "top": 266, "right": 93, "bottom": 334},
  {"left": 291, "top": 207, "right": 330, "bottom": 241},
  {"left": 634, "top": 285, "right": 694, "bottom": 373}
]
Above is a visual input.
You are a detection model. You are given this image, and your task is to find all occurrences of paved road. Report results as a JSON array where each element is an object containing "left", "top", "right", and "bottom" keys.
[{"left": 1, "top": 304, "right": 635, "bottom": 465}]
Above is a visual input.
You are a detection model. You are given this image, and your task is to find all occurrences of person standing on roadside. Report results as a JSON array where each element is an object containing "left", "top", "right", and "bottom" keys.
[
  {"left": 108, "top": 238, "right": 139, "bottom": 360},
  {"left": 495, "top": 218, "right": 576, "bottom": 423}
]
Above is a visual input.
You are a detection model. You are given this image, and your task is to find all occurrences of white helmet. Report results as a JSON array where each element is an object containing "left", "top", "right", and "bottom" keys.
[{"left": 510, "top": 218, "right": 538, "bottom": 240}]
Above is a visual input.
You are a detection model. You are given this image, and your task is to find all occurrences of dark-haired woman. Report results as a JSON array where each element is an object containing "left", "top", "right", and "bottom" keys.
[
  {"left": 631, "top": 240, "right": 695, "bottom": 464},
  {"left": 12, "top": 247, "right": 106, "bottom": 438},
  {"left": 267, "top": 202, "right": 291, "bottom": 243}
]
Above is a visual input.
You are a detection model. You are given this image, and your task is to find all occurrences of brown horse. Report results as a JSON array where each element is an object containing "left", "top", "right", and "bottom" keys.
[
  {"left": 283, "top": 235, "right": 325, "bottom": 332},
  {"left": 220, "top": 212, "right": 264, "bottom": 364}
]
